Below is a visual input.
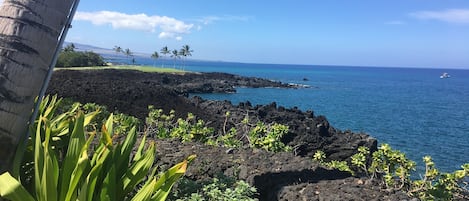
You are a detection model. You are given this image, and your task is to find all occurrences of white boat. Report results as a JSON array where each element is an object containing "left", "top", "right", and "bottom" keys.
[{"left": 440, "top": 72, "right": 450, "bottom": 79}]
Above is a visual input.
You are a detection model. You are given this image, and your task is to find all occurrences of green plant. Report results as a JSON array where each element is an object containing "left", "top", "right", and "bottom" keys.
[
  {"left": 173, "top": 177, "right": 257, "bottom": 201},
  {"left": 312, "top": 150, "right": 354, "bottom": 175},
  {"left": 170, "top": 113, "right": 214, "bottom": 143},
  {"left": 313, "top": 144, "right": 469, "bottom": 200},
  {"left": 410, "top": 156, "right": 469, "bottom": 200},
  {"left": 214, "top": 127, "right": 242, "bottom": 148},
  {"left": 350, "top": 146, "right": 370, "bottom": 176},
  {"left": 0, "top": 96, "right": 194, "bottom": 201},
  {"left": 247, "top": 122, "right": 291, "bottom": 152},
  {"left": 146, "top": 106, "right": 214, "bottom": 142},
  {"left": 368, "top": 144, "right": 416, "bottom": 189},
  {"left": 146, "top": 106, "right": 176, "bottom": 139},
  {"left": 56, "top": 49, "right": 106, "bottom": 67},
  {"left": 146, "top": 106, "right": 290, "bottom": 152},
  {"left": 81, "top": 102, "right": 141, "bottom": 133}
]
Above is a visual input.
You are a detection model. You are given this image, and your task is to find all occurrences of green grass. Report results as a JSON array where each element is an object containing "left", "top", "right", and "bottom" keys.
[{"left": 55, "top": 65, "right": 187, "bottom": 73}]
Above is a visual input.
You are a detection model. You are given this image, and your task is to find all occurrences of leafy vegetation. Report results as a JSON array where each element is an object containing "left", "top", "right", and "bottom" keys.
[
  {"left": 0, "top": 96, "right": 194, "bottom": 201},
  {"left": 172, "top": 177, "right": 257, "bottom": 201},
  {"left": 313, "top": 144, "right": 469, "bottom": 200},
  {"left": 56, "top": 43, "right": 106, "bottom": 67},
  {"left": 145, "top": 106, "right": 291, "bottom": 152},
  {"left": 7, "top": 95, "right": 466, "bottom": 200}
]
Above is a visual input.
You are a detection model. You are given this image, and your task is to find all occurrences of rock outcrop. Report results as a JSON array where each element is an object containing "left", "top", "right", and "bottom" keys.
[{"left": 46, "top": 69, "right": 409, "bottom": 200}]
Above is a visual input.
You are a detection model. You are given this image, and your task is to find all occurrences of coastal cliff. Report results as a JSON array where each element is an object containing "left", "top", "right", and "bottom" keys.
[{"left": 46, "top": 69, "right": 410, "bottom": 200}]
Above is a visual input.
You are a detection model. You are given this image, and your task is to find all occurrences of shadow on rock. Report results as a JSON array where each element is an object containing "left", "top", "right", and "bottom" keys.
[{"left": 254, "top": 167, "right": 351, "bottom": 201}]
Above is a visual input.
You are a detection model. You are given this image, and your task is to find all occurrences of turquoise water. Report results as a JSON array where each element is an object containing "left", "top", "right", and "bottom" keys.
[{"left": 134, "top": 57, "right": 469, "bottom": 173}]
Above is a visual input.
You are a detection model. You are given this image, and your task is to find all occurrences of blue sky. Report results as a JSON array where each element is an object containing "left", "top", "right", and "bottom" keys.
[{"left": 60, "top": 1, "right": 469, "bottom": 68}]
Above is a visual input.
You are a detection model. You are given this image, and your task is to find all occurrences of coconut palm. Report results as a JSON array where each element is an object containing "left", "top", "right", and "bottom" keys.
[
  {"left": 113, "top": 45, "right": 122, "bottom": 56},
  {"left": 124, "top": 48, "right": 134, "bottom": 65},
  {"left": 63, "top": 43, "right": 76, "bottom": 52},
  {"left": 160, "top": 46, "right": 170, "bottom": 67},
  {"left": 171, "top": 49, "right": 180, "bottom": 69},
  {"left": 113, "top": 46, "right": 122, "bottom": 54},
  {"left": 179, "top": 45, "right": 193, "bottom": 71},
  {"left": 112, "top": 46, "right": 123, "bottom": 65},
  {"left": 151, "top": 51, "right": 159, "bottom": 67},
  {"left": 0, "top": 0, "right": 78, "bottom": 173}
]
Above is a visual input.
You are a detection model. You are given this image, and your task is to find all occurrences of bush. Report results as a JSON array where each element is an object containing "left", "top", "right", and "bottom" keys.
[
  {"left": 171, "top": 176, "right": 258, "bottom": 201},
  {"left": 56, "top": 50, "right": 106, "bottom": 67},
  {"left": 145, "top": 106, "right": 291, "bottom": 152},
  {"left": 313, "top": 144, "right": 469, "bottom": 200}
]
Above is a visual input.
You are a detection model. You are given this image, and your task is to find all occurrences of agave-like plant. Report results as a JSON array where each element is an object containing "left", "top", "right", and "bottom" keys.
[{"left": 0, "top": 96, "right": 195, "bottom": 201}]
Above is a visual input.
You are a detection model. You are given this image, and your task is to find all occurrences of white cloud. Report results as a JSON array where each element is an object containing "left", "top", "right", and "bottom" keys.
[
  {"left": 410, "top": 9, "right": 469, "bottom": 24},
  {"left": 75, "top": 11, "right": 193, "bottom": 40}
]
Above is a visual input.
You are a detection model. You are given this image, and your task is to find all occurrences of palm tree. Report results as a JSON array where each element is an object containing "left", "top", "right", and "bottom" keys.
[
  {"left": 160, "top": 46, "right": 170, "bottom": 67},
  {"left": 171, "top": 49, "right": 180, "bottom": 69},
  {"left": 113, "top": 46, "right": 122, "bottom": 54},
  {"left": 113, "top": 46, "right": 122, "bottom": 56},
  {"left": 0, "top": 0, "right": 78, "bottom": 173},
  {"left": 179, "top": 45, "right": 193, "bottom": 71},
  {"left": 151, "top": 51, "right": 159, "bottom": 67},
  {"left": 112, "top": 46, "right": 123, "bottom": 65},
  {"left": 124, "top": 48, "right": 133, "bottom": 65},
  {"left": 63, "top": 43, "right": 76, "bottom": 52}
]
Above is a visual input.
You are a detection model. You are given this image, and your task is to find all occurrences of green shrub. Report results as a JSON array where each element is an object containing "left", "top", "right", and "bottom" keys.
[
  {"left": 246, "top": 122, "right": 291, "bottom": 152},
  {"left": 409, "top": 156, "right": 469, "bottom": 200},
  {"left": 172, "top": 176, "right": 258, "bottom": 201},
  {"left": 59, "top": 100, "right": 141, "bottom": 134},
  {"left": 145, "top": 106, "right": 291, "bottom": 152},
  {"left": 368, "top": 144, "right": 416, "bottom": 189},
  {"left": 56, "top": 50, "right": 106, "bottom": 67},
  {"left": 0, "top": 96, "right": 194, "bottom": 201},
  {"left": 145, "top": 106, "right": 214, "bottom": 142},
  {"left": 313, "top": 144, "right": 469, "bottom": 200},
  {"left": 312, "top": 150, "right": 354, "bottom": 175}
]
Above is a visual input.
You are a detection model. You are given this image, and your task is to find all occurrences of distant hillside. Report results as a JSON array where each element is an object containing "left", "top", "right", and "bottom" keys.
[{"left": 63, "top": 42, "right": 150, "bottom": 58}]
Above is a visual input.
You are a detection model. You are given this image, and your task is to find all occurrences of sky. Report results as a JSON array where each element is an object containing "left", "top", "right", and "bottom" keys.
[{"left": 2, "top": 0, "right": 469, "bottom": 68}]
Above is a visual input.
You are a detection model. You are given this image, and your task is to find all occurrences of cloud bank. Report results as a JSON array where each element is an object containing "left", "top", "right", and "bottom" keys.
[
  {"left": 410, "top": 9, "right": 469, "bottom": 24},
  {"left": 75, "top": 11, "right": 193, "bottom": 40}
]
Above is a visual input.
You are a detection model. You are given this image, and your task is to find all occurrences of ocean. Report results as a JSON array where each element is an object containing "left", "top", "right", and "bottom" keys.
[{"left": 118, "top": 56, "right": 469, "bottom": 174}]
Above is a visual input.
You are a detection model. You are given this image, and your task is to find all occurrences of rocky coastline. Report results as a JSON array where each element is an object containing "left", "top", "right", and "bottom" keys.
[{"left": 46, "top": 69, "right": 411, "bottom": 200}]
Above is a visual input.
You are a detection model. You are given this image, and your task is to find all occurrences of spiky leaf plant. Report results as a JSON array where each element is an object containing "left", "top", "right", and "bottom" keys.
[{"left": 0, "top": 95, "right": 195, "bottom": 201}]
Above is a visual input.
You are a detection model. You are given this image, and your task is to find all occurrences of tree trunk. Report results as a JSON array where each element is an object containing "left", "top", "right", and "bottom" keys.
[{"left": 0, "top": 0, "right": 74, "bottom": 173}]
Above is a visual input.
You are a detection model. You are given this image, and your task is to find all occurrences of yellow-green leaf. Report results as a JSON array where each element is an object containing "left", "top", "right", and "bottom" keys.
[{"left": 0, "top": 172, "right": 35, "bottom": 201}]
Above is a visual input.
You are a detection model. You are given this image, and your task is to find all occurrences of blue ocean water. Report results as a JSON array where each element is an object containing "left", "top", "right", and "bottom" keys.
[{"left": 127, "top": 57, "right": 469, "bottom": 174}]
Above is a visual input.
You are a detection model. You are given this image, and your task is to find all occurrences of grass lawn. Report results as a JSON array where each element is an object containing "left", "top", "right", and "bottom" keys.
[{"left": 54, "top": 65, "right": 187, "bottom": 73}]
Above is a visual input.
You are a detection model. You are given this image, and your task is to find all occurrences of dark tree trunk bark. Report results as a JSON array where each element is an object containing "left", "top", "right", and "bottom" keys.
[{"left": 0, "top": 0, "right": 74, "bottom": 173}]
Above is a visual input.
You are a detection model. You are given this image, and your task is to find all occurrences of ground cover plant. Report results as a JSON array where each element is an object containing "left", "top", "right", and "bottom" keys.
[
  {"left": 313, "top": 144, "right": 469, "bottom": 200},
  {"left": 171, "top": 176, "right": 258, "bottom": 201},
  {"left": 145, "top": 107, "right": 291, "bottom": 152},
  {"left": 0, "top": 96, "right": 194, "bottom": 201}
]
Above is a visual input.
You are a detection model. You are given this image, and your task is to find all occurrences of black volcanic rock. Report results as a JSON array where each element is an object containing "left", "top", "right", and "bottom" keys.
[
  {"left": 191, "top": 99, "right": 377, "bottom": 160},
  {"left": 46, "top": 68, "right": 408, "bottom": 201},
  {"left": 154, "top": 139, "right": 409, "bottom": 201}
]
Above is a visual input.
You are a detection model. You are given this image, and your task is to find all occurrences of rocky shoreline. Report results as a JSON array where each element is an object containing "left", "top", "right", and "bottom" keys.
[{"left": 46, "top": 69, "right": 411, "bottom": 200}]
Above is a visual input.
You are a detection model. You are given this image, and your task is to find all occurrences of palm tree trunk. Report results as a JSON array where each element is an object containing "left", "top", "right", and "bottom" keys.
[{"left": 0, "top": 0, "right": 75, "bottom": 173}]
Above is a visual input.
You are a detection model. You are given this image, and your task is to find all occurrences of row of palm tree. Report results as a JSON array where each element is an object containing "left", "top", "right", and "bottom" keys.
[
  {"left": 151, "top": 45, "right": 193, "bottom": 70},
  {"left": 113, "top": 46, "right": 135, "bottom": 65}
]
